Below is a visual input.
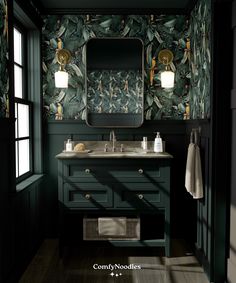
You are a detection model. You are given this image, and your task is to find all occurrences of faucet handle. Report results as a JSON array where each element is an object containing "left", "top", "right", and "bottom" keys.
[
  {"left": 104, "top": 143, "right": 108, "bottom": 152},
  {"left": 120, "top": 144, "right": 124, "bottom": 152}
]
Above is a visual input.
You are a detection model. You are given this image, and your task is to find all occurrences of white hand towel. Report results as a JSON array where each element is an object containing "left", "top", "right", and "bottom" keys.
[
  {"left": 194, "top": 145, "right": 203, "bottom": 199},
  {"left": 185, "top": 143, "right": 196, "bottom": 194},
  {"left": 185, "top": 143, "right": 203, "bottom": 199},
  {"left": 98, "top": 217, "right": 127, "bottom": 236}
]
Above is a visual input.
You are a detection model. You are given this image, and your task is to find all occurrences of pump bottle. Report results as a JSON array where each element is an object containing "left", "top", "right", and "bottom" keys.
[
  {"left": 66, "top": 139, "right": 73, "bottom": 151},
  {"left": 154, "top": 132, "right": 163, "bottom": 153}
]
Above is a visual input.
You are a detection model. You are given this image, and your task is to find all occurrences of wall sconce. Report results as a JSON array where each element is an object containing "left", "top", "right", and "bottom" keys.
[
  {"left": 158, "top": 49, "right": 175, "bottom": 88},
  {"left": 55, "top": 49, "right": 71, "bottom": 88}
]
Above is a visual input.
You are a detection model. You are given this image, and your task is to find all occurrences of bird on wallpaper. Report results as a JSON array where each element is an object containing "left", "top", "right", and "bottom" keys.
[
  {"left": 124, "top": 79, "right": 129, "bottom": 92},
  {"left": 150, "top": 57, "right": 157, "bottom": 86},
  {"left": 86, "top": 14, "right": 90, "bottom": 23},
  {"left": 109, "top": 81, "right": 114, "bottom": 98},
  {"left": 149, "top": 14, "right": 155, "bottom": 24},
  {"left": 55, "top": 103, "right": 63, "bottom": 120},
  {"left": 97, "top": 80, "right": 103, "bottom": 92},
  {"left": 184, "top": 103, "right": 190, "bottom": 120},
  {"left": 122, "top": 101, "right": 129, "bottom": 113},
  {"left": 57, "top": 38, "right": 63, "bottom": 50},
  {"left": 121, "top": 19, "right": 125, "bottom": 29},
  {"left": 181, "top": 38, "right": 191, "bottom": 64},
  {"left": 5, "top": 95, "right": 9, "bottom": 118}
]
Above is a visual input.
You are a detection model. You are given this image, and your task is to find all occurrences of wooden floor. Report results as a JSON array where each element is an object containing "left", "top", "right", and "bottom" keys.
[{"left": 19, "top": 239, "right": 210, "bottom": 283}]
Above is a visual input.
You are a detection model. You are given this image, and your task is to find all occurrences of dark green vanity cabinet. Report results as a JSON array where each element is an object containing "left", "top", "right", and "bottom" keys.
[{"left": 57, "top": 156, "right": 172, "bottom": 256}]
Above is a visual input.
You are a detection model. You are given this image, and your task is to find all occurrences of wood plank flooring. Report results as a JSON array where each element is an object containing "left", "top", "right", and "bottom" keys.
[{"left": 19, "top": 239, "right": 210, "bottom": 283}]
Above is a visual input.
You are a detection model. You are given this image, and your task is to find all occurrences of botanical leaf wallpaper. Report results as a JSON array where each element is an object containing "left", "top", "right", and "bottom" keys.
[
  {"left": 87, "top": 70, "right": 143, "bottom": 114},
  {"left": 42, "top": 0, "right": 211, "bottom": 120},
  {"left": 189, "top": 0, "right": 211, "bottom": 119},
  {"left": 0, "top": 0, "right": 9, "bottom": 118}
]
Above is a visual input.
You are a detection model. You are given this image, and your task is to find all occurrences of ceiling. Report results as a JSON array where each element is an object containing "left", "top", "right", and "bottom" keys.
[{"left": 37, "top": 0, "right": 197, "bottom": 13}]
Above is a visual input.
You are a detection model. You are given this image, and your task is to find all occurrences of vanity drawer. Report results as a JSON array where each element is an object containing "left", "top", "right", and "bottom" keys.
[
  {"left": 62, "top": 160, "right": 167, "bottom": 182},
  {"left": 108, "top": 160, "right": 165, "bottom": 181},
  {"left": 63, "top": 161, "right": 102, "bottom": 180},
  {"left": 114, "top": 182, "right": 165, "bottom": 209},
  {"left": 109, "top": 167, "right": 162, "bottom": 182},
  {"left": 64, "top": 183, "right": 113, "bottom": 208}
]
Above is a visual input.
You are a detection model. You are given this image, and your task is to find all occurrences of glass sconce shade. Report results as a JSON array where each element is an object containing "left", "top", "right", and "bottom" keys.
[
  {"left": 160, "top": 70, "right": 175, "bottom": 88},
  {"left": 55, "top": 49, "right": 71, "bottom": 88},
  {"left": 55, "top": 70, "right": 68, "bottom": 88},
  {"left": 158, "top": 49, "right": 175, "bottom": 88}
]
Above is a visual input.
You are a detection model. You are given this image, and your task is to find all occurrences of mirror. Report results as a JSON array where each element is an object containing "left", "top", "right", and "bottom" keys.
[{"left": 86, "top": 38, "right": 144, "bottom": 128}]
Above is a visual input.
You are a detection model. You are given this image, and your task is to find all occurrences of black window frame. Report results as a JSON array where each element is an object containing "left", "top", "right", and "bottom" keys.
[{"left": 14, "top": 20, "right": 33, "bottom": 183}]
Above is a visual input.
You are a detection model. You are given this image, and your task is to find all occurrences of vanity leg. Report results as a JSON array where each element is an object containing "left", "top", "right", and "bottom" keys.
[{"left": 165, "top": 208, "right": 171, "bottom": 257}]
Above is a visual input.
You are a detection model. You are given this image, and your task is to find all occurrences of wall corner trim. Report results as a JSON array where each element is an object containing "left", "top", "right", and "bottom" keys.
[
  {"left": 232, "top": 1, "right": 236, "bottom": 28},
  {"left": 231, "top": 89, "right": 236, "bottom": 109}
]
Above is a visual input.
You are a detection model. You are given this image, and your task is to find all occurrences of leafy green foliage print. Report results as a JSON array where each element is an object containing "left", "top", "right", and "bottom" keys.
[
  {"left": 42, "top": 0, "right": 211, "bottom": 121},
  {"left": 0, "top": 0, "right": 9, "bottom": 118}
]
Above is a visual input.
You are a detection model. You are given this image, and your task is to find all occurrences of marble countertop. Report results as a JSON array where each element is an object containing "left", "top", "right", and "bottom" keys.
[{"left": 56, "top": 141, "right": 173, "bottom": 159}]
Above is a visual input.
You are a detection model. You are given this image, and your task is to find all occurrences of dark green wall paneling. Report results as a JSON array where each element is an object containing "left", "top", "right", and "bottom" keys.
[
  {"left": 0, "top": 0, "right": 9, "bottom": 118},
  {"left": 0, "top": 119, "right": 44, "bottom": 283},
  {"left": 0, "top": 119, "right": 13, "bottom": 282},
  {"left": 189, "top": 0, "right": 211, "bottom": 119}
]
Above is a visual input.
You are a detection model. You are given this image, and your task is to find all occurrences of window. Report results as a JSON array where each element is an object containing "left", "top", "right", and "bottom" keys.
[
  {"left": 14, "top": 25, "right": 32, "bottom": 180},
  {"left": 13, "top": 1, "right": 43, "bottom": 188}
]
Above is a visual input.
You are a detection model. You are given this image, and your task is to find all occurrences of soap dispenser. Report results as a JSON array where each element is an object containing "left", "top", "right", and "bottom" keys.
[
  {"left": 66, "top": 138, "right": 73, "bottom": 152},
  {"left": 154, "top": 132, "right": 163, "bottom": 153}
]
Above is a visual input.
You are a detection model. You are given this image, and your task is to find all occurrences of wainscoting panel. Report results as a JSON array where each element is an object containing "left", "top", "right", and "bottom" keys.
[{"left": 0, "top": 118, "right": 44, "bottom": 283}]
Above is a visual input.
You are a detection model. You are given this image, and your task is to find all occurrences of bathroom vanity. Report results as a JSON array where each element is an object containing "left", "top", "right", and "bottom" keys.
[{"left": 56, "top": 141, "right": 172, "bottom": 256}]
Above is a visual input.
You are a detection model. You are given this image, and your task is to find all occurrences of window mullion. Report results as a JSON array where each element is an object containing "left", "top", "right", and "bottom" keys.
[
  {"left": 14, "top": 24, "right": 31, "bottom": 180},
  {"left": 16, "top": 102, "right": 19, "bottom": 178},
  {"left": 14, "top": 62, "right": 23, "bottom": 68},
  {"left": 16, "top": 137, "right": 30, "bottom": 141}
]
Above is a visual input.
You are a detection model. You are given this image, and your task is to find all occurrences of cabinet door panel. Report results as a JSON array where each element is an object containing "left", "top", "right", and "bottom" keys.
[
  {"left": 109, "top": 167, "right": 162, "bottom": 182},
  {"left": 64, "top": 163, "right": 102, "bottom": 180},
  {"left": 64, "top": 183, "right": 113, "bottom": 208},
  {"left": 114, "top": 182, "right": 165, "bottom": 209}
]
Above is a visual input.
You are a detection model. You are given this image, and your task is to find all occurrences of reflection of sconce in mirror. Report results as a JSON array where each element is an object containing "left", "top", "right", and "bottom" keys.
[
  {"left": 158, "top": 49, "right": 175, "bottom": 88},
  {"left": 55, "top": 49, "right": 71, "bottom": 88}
]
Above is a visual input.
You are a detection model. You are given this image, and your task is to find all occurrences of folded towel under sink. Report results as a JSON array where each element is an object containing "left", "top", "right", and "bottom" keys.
[{"left": 98, "top": 217, "right": 127, "bottom": 236}]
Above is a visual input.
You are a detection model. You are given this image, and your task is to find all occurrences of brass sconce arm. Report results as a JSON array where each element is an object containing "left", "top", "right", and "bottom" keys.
[
  {"left": 56, "top": 49, "right": 71, "bottom": 69},
  {"left": 158, "top": 49, "right": 174, "bottom": 65}
]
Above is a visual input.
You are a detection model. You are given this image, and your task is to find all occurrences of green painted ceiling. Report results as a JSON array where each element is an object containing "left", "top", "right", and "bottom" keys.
[{"left": 38, "top": 0, "right": 197, "bottom": 12}]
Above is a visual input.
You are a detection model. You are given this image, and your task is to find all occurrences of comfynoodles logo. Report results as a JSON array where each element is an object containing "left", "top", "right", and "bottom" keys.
[{"left": 93, "top": 263, "right": 142, "bottom": 271}]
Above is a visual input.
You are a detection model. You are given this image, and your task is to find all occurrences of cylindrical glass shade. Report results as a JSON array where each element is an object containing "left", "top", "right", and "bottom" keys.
[
  {"left": 160, "top": 71, "right": 175, "bottom": 88},
  {"left": 55, "top": 71, "right": 68, "bottom": 88}
]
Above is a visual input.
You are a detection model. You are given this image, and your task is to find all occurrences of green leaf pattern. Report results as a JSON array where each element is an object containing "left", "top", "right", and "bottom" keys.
[
  {"left": 42, "top": 0, "right": 210, "bottom": 120},
  {"left": 87, "top": 70, "right": 143, "bottom": 114},
  {"left": 189, "top": 0, "right": 211, "bottom": 119},
  {"left": 0, "top": 0, "right": 9, "bottom": 118}
]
